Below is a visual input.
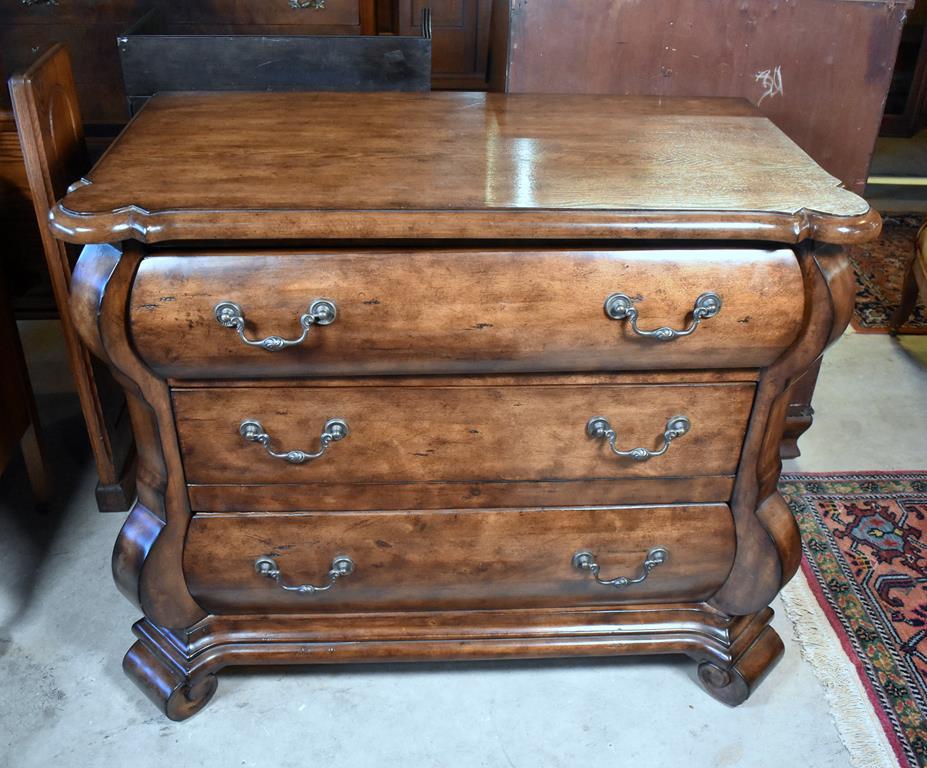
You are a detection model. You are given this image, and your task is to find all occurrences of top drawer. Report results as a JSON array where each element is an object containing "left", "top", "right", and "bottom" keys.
[{"left": 129, "top": 247, "right": 804, "bottom": 379}]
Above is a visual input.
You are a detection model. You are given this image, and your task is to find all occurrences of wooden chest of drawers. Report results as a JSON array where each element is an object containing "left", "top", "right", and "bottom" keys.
[{"left": 54, "top": 91, "right": 876, "bottom": 720}]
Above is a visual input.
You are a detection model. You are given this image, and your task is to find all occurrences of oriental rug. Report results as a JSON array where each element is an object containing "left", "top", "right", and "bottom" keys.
[
  {"left": 780, "top": 472, "right": 927, "bottom": 767},
  {"left": 849, "top": 215, "right": 927, "bottom": 334}
]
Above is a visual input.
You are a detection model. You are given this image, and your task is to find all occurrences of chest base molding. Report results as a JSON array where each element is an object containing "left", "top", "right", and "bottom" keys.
[{"left": 123, "top": 604, "right": 782, "bottom": 721}]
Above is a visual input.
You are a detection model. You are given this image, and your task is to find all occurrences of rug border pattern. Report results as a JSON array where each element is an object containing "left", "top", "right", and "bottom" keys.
[{"left": 780, "top": 471, "right": 927, "bottom": 768}]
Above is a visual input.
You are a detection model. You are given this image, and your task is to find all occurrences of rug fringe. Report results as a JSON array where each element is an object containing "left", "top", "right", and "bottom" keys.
[{"left": 780, "top": 569, "right": 899, "bottom": 768}]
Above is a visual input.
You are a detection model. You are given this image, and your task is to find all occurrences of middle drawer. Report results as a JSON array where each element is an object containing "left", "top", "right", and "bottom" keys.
[{"left": 174, "top": 381, "right": 754, "bottom": 506}]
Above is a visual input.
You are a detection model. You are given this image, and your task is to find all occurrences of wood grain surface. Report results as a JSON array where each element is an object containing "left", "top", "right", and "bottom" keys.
[
  {"left": 185, "top": 475, "right": 736, "bottom": 512},
  {"left": 172, "top": 381, "right": 755, "bottom": 486},
  {"left": 131, "top": 247, "right": 804, "bottom": 377},
  {"left": 183, "top": 504, "right": 736, "bottom": 612},
  {"left": 50, "top": 92, "right": 878, "bottom": 245}
]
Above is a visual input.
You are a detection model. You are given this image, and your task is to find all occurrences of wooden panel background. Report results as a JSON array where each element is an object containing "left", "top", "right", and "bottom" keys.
[{"left": 492, "top": 0, "right": 911, "bottom": 192}]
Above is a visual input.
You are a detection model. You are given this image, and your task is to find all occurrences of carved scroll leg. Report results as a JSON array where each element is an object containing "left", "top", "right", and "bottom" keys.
[
  {"left": 123, "top": 631, "right": 217, "bottom": 721},
  {"left": 696, "top": 608, "right": 784, "bottom": 707}
]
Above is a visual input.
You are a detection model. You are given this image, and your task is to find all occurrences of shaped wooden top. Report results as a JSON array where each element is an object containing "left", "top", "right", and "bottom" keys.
[{"left": 50, "top": 91, "right": 879, "bottom": 245}]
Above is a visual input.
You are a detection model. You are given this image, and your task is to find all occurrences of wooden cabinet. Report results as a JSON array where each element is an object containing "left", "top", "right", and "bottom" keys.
[
  {"left": 396, "top": 0, "right": 491, "bottom": 88},
  {"left": 56, "top": 91, "right": 875, "bottom": 719}
]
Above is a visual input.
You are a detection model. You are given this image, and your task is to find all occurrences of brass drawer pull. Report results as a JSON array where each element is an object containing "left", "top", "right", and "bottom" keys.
[
  {"left": 290, "top": 0, "right": 325, "bottom": 8},
  {"left": 604, "top": 292, "right": 721, "bottom": 341},
  {"left": 239, "top": 418, "right": 348, "bottom": 464},
  {"left": 255, "top": 555, "right": 354, "bottom": 594},
  {"left": 214, "top": 299, "right": 336, "bottom": 351},
  {"left": 572, "top": 547, "right": 668, "bottom": 588},
  {"left": 586, "top": 415, "right": 690, "bottom": 461}
]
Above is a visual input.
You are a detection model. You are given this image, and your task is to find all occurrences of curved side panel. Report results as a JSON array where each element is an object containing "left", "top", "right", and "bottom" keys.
[
  {"left": 112, "top": 501, "right": 163, "bottom": 609},
  {"left": 756, "top": 492, "right": 801, "bottom": 590},
  {"left": 711, "top": 243, "right": 853, "bottom": 615},
  {"left": 70, "top": 242, "right": 205, "bottom": 629},
  {"left": 69, "top": 243, "right": 120, "bottom": 360}
]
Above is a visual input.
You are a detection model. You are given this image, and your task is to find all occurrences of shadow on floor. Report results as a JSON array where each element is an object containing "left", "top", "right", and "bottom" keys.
[{"left": 0, "top": 392, "right": 96, "bottom": 644}]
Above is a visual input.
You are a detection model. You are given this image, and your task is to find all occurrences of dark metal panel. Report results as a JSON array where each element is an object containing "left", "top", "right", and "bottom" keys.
[{"left": 119, "top": 33, "right": 432, "bottom": 113}]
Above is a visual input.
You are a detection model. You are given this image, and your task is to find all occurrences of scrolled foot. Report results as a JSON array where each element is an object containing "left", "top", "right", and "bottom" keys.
[
  {"left": 123, "top": 639, "right": 217, "bottom": 721},
  {"left": 697, "top": 611, "right": 784, "bottom": 706}
]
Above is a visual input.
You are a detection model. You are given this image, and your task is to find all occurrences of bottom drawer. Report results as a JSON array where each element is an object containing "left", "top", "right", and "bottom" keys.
[{"left": 184, "top": 504, "right": 735, "bottom": 613}]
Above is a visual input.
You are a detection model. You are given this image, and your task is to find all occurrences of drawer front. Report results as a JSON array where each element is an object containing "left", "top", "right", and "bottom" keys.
[
  {"left": 183, "top": 504, "right": 736, "bottom": 613},
  {"left": 173, "top": 382, "right": 754, "bottom": 487},
  {"left": 131, "top": 248, "right": 804, "bottom": 378},
  {"left": 181, "top": 0, "right": 360, "bottom": 26}
]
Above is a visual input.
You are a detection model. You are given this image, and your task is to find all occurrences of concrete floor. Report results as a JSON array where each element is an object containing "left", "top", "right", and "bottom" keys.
[{"left": 1, "top": 329, "right": 925, "bottom": 768}]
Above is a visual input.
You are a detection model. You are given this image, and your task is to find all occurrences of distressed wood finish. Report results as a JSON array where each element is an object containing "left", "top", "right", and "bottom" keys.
[
  {"left": 173, "top": 382, "right": 753, "bottom": 485},
  {"left": 184, "top": 504, "right": 736, "bottom": 613},
  {"left": 131, "top": 248, "right": 803, "bottom": 377},
  {"left": 60, "top": 91, "right": 874, "bottom": 719},
  {"left": 51, "top": 92, "right": 878, "bottom": 245}
]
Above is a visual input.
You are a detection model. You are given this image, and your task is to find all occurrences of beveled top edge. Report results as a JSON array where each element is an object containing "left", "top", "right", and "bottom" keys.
[{"left": 48, "top": 203, "right": 882, "bottom": 246}]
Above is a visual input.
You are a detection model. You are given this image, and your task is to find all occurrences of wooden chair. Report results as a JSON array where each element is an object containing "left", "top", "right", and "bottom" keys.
[
  {"left": 9, "top": 44, "right": 135, "bottom": 512},
  {"left": 890, "top": 224, "right": 927, "bottom": 334},
  {"left": 0, "top": 265, "right": 48, "bottom": 506}
]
